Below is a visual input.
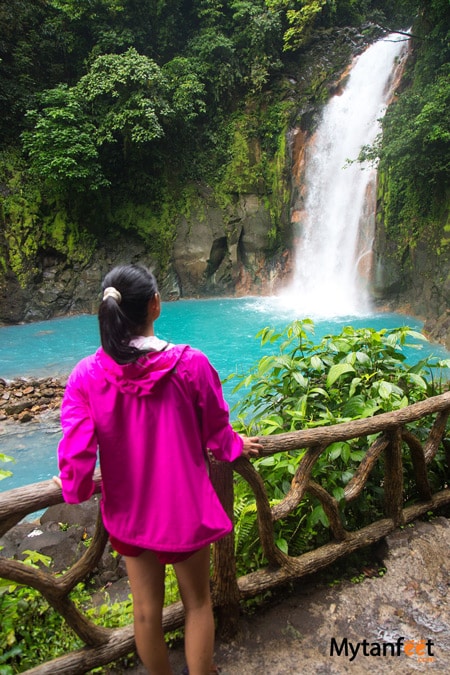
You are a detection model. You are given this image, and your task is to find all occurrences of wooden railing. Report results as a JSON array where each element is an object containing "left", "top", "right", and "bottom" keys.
[{"left": 1, "top": 391, "right": 449, "bottom": 674}]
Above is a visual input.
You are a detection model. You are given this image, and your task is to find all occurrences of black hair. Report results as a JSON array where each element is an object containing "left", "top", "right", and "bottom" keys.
[{"left": 98, "top": 264, "right": 158, "bottom": 364}]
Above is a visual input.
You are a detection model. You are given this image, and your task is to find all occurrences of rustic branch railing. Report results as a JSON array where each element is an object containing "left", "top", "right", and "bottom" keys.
[{"left": 1, "top": 391, "right": 449, "bottom": 674}]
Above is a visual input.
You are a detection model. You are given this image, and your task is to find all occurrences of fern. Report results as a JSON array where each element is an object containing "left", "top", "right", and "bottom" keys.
[{"left": 234, "top": 497, "right": 258, "bottom": 556}]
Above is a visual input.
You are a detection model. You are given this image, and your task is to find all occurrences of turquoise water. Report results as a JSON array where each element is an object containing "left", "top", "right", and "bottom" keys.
[{"left": 1, "top": 297, "right": 448, "bottom": 491}]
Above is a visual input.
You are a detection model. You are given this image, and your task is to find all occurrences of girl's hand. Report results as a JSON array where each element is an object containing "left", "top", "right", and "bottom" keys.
[
  {"left": 240, "top": 435, "right": 263, "bottom": 458},
  {"left": 52, "top": 475, "right": 62, "bottom": 489}
]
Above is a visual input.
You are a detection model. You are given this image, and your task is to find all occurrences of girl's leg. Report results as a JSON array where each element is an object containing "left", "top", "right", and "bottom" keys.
[
  {"left": 125, "top": 550, "right": 173, "bottom": 675},
  {"left": 173, "top": 546, "right": 215, "bottom": 675}
]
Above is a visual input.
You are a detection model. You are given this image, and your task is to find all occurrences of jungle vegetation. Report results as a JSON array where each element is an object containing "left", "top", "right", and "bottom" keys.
[
  {"left": 0, "top": 4, "right": 449, "bottom": 668},
  {"left": 1, "top": 0, "right": 447, "bottom": 278}
]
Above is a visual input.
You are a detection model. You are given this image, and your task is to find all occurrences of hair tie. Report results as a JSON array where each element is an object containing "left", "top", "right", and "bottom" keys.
[{"left": 103, "top": 286, "right": 122, "bottom": 303}]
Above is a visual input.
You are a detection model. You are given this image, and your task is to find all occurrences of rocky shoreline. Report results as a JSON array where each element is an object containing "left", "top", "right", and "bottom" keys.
[{"left": 0, "top": 376, "right": 66, "bottom": 423}]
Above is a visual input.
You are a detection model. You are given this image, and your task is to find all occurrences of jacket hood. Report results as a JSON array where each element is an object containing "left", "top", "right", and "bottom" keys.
[{"left": 95, "top": 344, "right": 189, "bottom": 395}]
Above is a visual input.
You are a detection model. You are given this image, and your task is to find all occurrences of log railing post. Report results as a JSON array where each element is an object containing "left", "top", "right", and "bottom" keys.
[
  {"left": 209, "top": 457, "right": 241, "bottom": 639},
  {"left": 383, "top": 427, "right": 404, "bottom": 525}
]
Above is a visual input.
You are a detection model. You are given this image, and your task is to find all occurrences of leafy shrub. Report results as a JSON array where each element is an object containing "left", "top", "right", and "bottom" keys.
[
  {"left": 0, "top": 454, "right": 14, "bottom": 481},
  {"left": 0, "top": 553, "right": 181, "bottom": 672},
  {"left": 230, "top": 321, "right": 449, "bottom": 571}
]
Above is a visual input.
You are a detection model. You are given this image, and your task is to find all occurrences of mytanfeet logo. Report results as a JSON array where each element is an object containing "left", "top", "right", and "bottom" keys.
[{"left": 330, "top": 637, "right": 435, "bottom": 663}]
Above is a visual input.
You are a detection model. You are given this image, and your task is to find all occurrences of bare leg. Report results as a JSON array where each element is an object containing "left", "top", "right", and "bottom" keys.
[
  {"left": 174, "top": 546, "right": 215, "bottom": 675},
  {"left": 125, "top": 550, "right": 173, "bottom": 675}
]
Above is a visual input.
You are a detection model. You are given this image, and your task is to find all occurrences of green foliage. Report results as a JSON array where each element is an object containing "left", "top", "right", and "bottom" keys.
[
  {"left": 0, "top": 149, "right": 96, "bottom": 287},
  {"left": 218, "top": 119, "right": 265, "bottom": 195},
  {"left": 284, "top": 0, "right": 328, "bottom": 50},
  {"left": 0, "top": 560, "right": 181, "bottom": 672},
  {"left": 231, "top": 320, "right": 448, "bottom": 432},
  {"left": 0, "top": 549, "right": 80, "bottom": 671},
  {"left": 213, "top": 101, "right": 290, "bottom": 243},
  {"left": 48, "top": 0, "right": 125, "bottom": 21},
  {"left": 20, "top": 47, "right": 208, "bottom": 199},
  {"left": 266, "top": 1, "right": 420, "bottom": 51},
  {"left": 21, "top": 551, "right": 52, "bottom": 568},
  {"left": 229, "top": 0, "right": 283, "bottom": 92},
  {"left": 358, "top": 1, "right": 449, "bottom": 261},
  {"left": 1, "top": 0, "right": 428, "bottom": 283},
  {"left": 0, "top": 152, "right": 44, "bottom": 285},
  {"left": 75, "top": 48, "right": 172, "bottom": 149},
  {"left": 0, "top": 583, "right": 82, "bottom": 672},
  {"left": 162, "top": 57, "right": 206, "bottom": 121},
  {"left": 231, "top": 320, "right": 449, "bottom": 565},
  {"left": 188, "top": 28, "right": 239, "bottom": 104},
  {"left": 265, "top": 116, "right": 290, "bottom": 238},
  {"left": 0, "top": 454, "right": 14, "bottom": 481},
  {"left": 112, "top": 198, "right": 177, "bottom": 269},
  {"left": 0, "top": 0, "right": 67, "bottom": 144},
  {"left": 378, "top": 66, "right": 450, "bottom": 234},
  {"left": 22, "top": 85, "right": 108, "bottom": 194}
]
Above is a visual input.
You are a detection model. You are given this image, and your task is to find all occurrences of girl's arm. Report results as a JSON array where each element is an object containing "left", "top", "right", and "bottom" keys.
[{"left": 57, "top": 369, "right": 98, "bottom": 503}]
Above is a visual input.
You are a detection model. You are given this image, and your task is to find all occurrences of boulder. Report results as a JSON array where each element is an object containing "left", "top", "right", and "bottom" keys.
[{"left": 0, "top": 496, "right": 127, "bottom": 585}]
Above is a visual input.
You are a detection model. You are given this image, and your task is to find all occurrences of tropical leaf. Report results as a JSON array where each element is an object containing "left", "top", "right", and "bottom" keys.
[{"left": 326, "top": 363, "right": 355, "bottom": 387}]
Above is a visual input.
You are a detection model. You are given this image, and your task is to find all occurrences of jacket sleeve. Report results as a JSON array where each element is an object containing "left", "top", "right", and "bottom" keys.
[
  {"left": 184, "top": 349, "right": 243, "bottom": 462},
  {"left": 57, "top": 364, "right": 98, "bottom": 503}
]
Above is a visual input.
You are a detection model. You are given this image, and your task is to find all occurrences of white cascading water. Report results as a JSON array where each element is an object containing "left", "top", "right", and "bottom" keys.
[{"left": 283, "top": 34, "right": 408, "bottom": 317}]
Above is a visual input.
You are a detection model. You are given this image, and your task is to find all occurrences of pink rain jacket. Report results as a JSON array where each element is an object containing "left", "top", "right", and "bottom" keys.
[{"left": 57, "top": 344, "right": 244, "bottom": 552}]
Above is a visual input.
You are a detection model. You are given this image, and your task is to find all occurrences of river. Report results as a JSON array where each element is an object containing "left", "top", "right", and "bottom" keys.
[{"left": 1, "top": 297, "right": 449, "bottom": 491}]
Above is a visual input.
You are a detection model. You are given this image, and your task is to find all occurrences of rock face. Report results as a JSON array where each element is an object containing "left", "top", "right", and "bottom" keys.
[
  {"left": 372, "top": 218, "right": 450, "bottom": 349},
  {"left": 0, "top": 190, "right": 291, "bottom": 324},
  {"left": 0, "top": 240, "right": 169, "bottom": 324},
  {"left": 172, "top": 190, "right": 290, "bottom": 298}
]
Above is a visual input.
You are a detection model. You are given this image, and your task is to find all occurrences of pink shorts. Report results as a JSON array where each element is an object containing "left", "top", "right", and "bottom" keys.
[{"left": 109, "top": 536, "right": 199, "bottom": 564}]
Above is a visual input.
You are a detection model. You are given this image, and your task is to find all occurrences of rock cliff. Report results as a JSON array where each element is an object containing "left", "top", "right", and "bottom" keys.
[
  {"left": 0, "top": 188, "right": 292, "bottom": 324},
  {"left": 372, "top": 189, "right": 450, "bottom": 349}
]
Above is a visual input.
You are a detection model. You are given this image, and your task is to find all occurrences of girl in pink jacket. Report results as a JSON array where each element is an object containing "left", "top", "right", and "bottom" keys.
[{"left": 55, "top": 264, "right": 261, "bottom": 675}]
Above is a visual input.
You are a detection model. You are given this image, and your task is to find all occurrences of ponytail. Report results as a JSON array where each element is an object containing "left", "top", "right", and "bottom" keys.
[{"left": 98, "top": 265, "right": 158, "bottom": 364}]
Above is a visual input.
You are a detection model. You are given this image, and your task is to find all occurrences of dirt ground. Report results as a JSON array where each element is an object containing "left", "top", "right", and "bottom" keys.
[{"left": 116, "top": 516, "right": 450, "bottom": 675}]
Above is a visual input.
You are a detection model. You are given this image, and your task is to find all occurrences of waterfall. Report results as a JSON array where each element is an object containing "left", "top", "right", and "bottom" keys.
[{"left": 284, "top": 34, "right": 408, "bottom": 317}]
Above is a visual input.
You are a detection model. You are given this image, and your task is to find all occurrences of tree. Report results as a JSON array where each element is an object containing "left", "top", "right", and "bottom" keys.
[
  {"left": 265, "top": 0, "right": 328, "bottom": 50},
  {"left": 21, "top": 85, "right": 108, "bottom": 195},
  {"left": 374, "top": 0, "right": 450, "bottom": 234},
  {"left": 0, "top": 0, "right": 66, "bottom": 144},
  {"left": 187, "top": 28, "right": 239, "bottom": 103},
  {"left": 20, "top": 45, "right": 209, "bottom": 197},
  {"left": 75, "top": 47, "right": 172, "bottom": 155},
  {"left": 162, "top": 57, "right": 206, "bottom": 120},
  {"left": 265, "top": 1, "right": 421, "bottom": 51},
  {"left": 230, "top": 0, "right": 283, "bottom": 92}
]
